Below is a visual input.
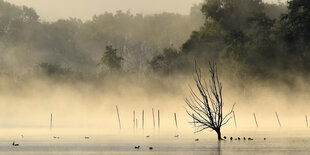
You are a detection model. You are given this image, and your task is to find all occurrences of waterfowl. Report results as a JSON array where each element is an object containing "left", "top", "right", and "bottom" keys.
[
  {"left": 264, "top": 138, "right": 266, "bottom": 140},
  {"left": 248, "top": 138, "right": 254, "bottom": 140},
  {"left": 146, "top": 135, "right": 150, "bottom": 138},
  {"left": 85, "top": 136, "right": 90, "bottom": 139},
  {"left": 195, "top": 138, "right": 199, "bottom": 141},
  {"left": 134, "top": 146, "right": 140, "bottom": 149},
  {"left": 238, "top": 137, "right": 240, "bottom": 140},
  {"left": 243, "top": 137, "right": 246, "bottom": 140},
  {"left": 174, "top": 134, "right": 179, "bottom": 138},
  {"left": 230, "top": 137, "right": 233, "bottom": 140},
  {"left": 12, "top": 142, "right": 19, "bottom": 146},
  {"left": 149, "top": 147, "right": 153, "bottom": 150},
  {"left": 223, "top": 136, "right": 227, "bottom": 139}
]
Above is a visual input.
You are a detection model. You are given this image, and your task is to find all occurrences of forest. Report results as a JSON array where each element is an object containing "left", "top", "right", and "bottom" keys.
[
  {"left": 151, "top": 0, "right": 309, "bottom": 86},
  {"left": 0, "top": 0, "right": 203, "bottom": 77},
  {"left": 0, "top": 0, "right": 309, "bottom": 87}
]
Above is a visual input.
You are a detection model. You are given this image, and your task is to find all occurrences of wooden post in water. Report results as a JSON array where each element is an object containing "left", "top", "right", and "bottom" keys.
[
  {"left": 116, "top": 105, "right": 121, "bottom": 129},
  {"left": 275, "top": 112, "right": 282, "bottom": 128},
  {"left": 233, "top": 110, "right": 237, "bottom": 128},
  {"left": 50, "top": 113, "right": 53, "bottom": 129},
  {"left": 142, "top": 110, "right": 144, "bottom": 129},
  {"left": 133, "top": 111, "right": 135, "bottom": 129},
  {"left": 152, "top": 108, "right": 155, "bottom": 128},
  {"left": 306, "top": 115, "right": 308, "bottom": 128},
  {"left": 136, "top": 118, "right": 138, "bottom": 128},
  {"left": 174, "top": 113, "right": 178, "bottom": 129},
  {"left": 158, "top": 109, "right": 160, "bottom": 129},
  {"left": 253, "top": 112, "right": 258, "bottom": 128}
]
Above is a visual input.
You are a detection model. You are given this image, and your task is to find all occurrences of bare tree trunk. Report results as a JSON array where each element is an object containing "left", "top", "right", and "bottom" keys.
[
  {"left": 216, "top": 129, "right": 222, "bottom": 140},
  {"left": 185, "top": 62, "right": 234, "bottom": 140}
]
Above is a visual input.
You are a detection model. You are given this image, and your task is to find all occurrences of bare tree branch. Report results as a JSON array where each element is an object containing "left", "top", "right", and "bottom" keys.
[{"left": 185, "top": 61, "right": 235, "bottom": 140}]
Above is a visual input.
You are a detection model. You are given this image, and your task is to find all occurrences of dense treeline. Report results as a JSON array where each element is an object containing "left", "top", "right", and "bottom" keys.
[
  {"left": 1, "top": 0, "right": 309, "bottom": 85},
  {"left": 151, "top": 0, "right": 310, "bottom": 84},
  {"left": 0, "top": 0, "right": 203, "bottom": 77}
]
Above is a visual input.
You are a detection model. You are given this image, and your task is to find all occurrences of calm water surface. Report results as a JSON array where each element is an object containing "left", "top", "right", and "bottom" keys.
[{"left": 0, "top": 130, "right": 309, "bottom": 155}]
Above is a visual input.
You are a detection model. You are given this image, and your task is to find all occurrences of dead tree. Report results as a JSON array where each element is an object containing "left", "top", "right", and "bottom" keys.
[{"left": 185, "top": 62, "right": 234, "bottom": 140}]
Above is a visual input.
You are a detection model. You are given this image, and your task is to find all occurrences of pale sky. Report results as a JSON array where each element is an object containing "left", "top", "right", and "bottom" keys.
[{"left": 5, "top": 0, "right": 285, "bottom": 21}]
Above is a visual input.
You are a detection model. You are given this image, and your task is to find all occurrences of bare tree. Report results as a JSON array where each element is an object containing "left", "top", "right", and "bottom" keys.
[{"left": 185, "top": 62, "right": 234, "bottom": 140}]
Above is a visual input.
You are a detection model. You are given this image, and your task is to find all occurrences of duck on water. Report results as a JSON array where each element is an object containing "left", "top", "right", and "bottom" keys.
[{"left": 12, "top": 142, "right": 19, "bottom": 146}]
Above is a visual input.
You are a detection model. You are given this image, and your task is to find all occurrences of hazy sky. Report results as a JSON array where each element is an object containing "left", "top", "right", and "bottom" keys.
[{"left": 5, "top": 0, "right": 285, "bottom": 21}]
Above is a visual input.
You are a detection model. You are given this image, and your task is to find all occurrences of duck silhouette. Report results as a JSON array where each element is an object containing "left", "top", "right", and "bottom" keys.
[{"left": 12, "top": 142, "right": 19, "bottom": 146}]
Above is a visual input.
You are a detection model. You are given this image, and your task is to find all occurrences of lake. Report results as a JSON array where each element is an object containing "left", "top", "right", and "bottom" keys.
[{"left": 0, "top": 129, "right": 309, "bottom": 155}]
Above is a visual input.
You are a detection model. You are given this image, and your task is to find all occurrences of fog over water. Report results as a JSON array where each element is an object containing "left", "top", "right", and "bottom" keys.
[
  {"left": 0, "top": 0, "right": 305, "bottom": 135},
  {"left": 0, "top": 0, "right": 308, "bottom": 154}
]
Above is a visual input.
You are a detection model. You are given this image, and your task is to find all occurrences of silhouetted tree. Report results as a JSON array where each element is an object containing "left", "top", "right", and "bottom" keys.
[
  {"left": 97, "top": 45, "right": 123, "bottom": 71},
  {"left": 149, "top": 47, "right": 180, "bottom": 74},
  {"left": 280, "top": 0, "right": 310, "bottom": 43},
  {"left": 185, "top": 62, "right": 234, "bottom": 140}
]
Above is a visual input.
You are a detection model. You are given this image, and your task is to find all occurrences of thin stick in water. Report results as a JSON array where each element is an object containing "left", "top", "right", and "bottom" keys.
[
  {"left": 158, "top": 109, "right": 160, "bottom": 129},
  {"left": 116, "top": 105, "right": 121, "bottom": 129},
  {"left": 136, "top": 118, "right": 138, "bottom": 128},
  {"left": 306, "top": 115, "right": 308, "bottom": 128},
  {"left": 142, "top": 110, "right": 144, "bottom": 129},
  {"left": 152, "top": 108, "right": 155, "bottom": 128},
  {"left": 133, "top": 110, "right": 135, "bottom": 129},
  {"left": 174, "top": 113, "right": 178, "bottom": 129},
  {"left": 50, "top": 113, "right": 53, "bottom": 129},
  {"left": 275, "top": 112, "right": 282, "bottom": 128},
  {"left": 253, "top": 112, "right": 258, "bottom": 128}
]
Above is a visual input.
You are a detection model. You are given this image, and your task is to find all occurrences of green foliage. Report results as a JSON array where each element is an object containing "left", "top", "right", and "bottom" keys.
[
  {"left": 276, "top": 0, "right": 310, "bottom": 71},
  {"left": 146, "top": 0, "right": 310, "bottom": 84},
  {"left": 201, "top": 0, "right": 264, "bottom": 31},
  {"left": 97, "top": 45, "right": 123, "bottom": 71},
  {"left": 150, "top": 47, "right": 181, "bottom": 74},
  {"left": 0, "top": 1, "right": 203, "bottom": 75},
  {"left": 0, "top": 0, "right": 39, "bottom": 43},
  {"left": 282, "top": 0, "right": 310, "bottom": 43},
  {"left": 151, "top": 0, "right": 310, "bottom": 80},
  {"left": 1, "top": 0, "right": 309, "bottom": 82}
]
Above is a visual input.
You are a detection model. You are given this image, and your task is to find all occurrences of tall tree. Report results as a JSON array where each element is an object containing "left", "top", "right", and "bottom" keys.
[
  {"left": 97, "top": 45, "right": 123, "bottom": 72},
  {"left": 185, "top": 62, "right": 234, "bottom": 140}
]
